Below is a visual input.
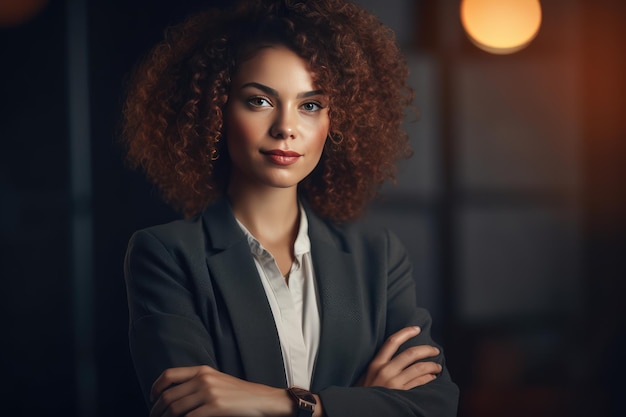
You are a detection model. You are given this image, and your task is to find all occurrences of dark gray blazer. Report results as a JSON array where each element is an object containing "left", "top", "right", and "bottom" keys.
[{"left": 124, "top": 199, "right": 459, "bottom": 416}]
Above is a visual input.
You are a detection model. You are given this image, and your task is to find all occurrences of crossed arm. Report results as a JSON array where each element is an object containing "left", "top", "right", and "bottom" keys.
[{"left": 149, "top": 326, "right": 442, "bottom": 417}]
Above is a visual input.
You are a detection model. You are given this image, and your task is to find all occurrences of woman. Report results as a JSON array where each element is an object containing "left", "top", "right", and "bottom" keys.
[{"left": 122, "top": 1, "right": 459, "bottom": 416}]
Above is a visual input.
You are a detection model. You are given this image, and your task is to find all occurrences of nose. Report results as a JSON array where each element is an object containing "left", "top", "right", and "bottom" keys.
[{"left": 270, "top": 108, "right": 297, "bottom": 140}]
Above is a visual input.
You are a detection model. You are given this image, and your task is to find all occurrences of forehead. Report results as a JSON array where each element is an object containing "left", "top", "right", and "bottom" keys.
[{"left": 232, "top": 45, "right": 319, "bottom": 91}]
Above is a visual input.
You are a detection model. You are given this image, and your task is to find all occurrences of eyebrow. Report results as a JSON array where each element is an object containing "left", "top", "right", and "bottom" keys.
[{"left": 241, "top": 82, "right": 324, "bottom": 99}]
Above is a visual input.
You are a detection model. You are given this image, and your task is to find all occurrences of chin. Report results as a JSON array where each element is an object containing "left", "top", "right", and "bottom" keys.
[
  {"left": 263, "top": 179, "right": 300, "bottom": 189},
  {"left": 260, "top": 174, "right": 305, "bottom": 189}
]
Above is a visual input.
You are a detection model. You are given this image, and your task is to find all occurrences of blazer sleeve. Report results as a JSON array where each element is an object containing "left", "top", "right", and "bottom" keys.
[
  {"left": 124, "top": 229, "right": 217, "bottom": 404},
  {"left": 318, "top": 229, "right": 459, "bottom": 417}
]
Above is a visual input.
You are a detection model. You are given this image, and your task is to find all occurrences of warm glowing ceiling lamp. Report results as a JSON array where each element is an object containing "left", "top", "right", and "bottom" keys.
[{"left": 460, "top": 0, "right": 542, "bottom": 55}]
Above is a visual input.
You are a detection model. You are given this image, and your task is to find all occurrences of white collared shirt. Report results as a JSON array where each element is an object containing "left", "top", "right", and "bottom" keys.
[{"left": 236, "top": 207, "right": 320, "bottom": 389}]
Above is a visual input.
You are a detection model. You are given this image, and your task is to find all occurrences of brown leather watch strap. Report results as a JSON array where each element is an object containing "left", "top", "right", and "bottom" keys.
[{"left": 287, "top": 387, "right": 316, "bottom": 417}]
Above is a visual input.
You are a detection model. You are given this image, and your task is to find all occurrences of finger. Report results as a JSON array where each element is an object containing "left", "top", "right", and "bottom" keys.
[
  {"left": 151, "top": 366, "right": 210, "bottom": 404},
  {"left": 371, "top": 345, "right": 436, "bottom": 386},
  {"left": 388, "top": 345, "right": 440, "bottom": 371},
  {"left": 373, "top": 347, "right": 441, "bottom": 388},
  {"left": 151, "top": 380, "right": 194, "bottom": 417},
  {"left": 151, "top": 385, "right": 205, "bottom": 417},
  {"left": 399, "top": 361, "right": 443, "bottom": 389},
  {"left": 402, "top": 362, "right": 443, "bottom": 389},
  {"left": 375, "top": 345, "right": 440, "bottom": 384},
  {"left": 403, "top": 373, "right": 438, "bottom": 390},
  {"left": 371, "top": 326, "right": 421, "bottom": 367}
]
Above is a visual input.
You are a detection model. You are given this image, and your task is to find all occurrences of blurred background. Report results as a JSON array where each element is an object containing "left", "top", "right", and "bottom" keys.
[{"left": 1, "top": 0, "right": 624, "bottom": 416}]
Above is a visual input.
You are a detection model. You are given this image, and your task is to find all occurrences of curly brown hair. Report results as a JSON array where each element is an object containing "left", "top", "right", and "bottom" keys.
[{"left": 122, "top": 0, "right": 413, "bottom": 222}]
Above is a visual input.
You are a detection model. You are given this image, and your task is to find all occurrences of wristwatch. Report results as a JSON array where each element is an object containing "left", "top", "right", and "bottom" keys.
[{"left": 287, "top": 386, "right": 316, "bottom": 417}]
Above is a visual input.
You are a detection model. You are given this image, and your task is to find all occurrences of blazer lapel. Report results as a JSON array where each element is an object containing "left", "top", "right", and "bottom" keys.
[
  {"left": 306, "top": 209, "right": 364, "bottom": 391},
  {"left": 202, "top": 200, "right": 286, "bottom": 388}
]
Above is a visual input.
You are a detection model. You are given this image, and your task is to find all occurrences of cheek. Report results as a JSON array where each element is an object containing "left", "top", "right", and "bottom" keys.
[
  {"left": 311, "top": 119, "right": 330, "bottom": 154},
  {"left": 305, "top": 130, "right": 328, "bottom": 169},
  {"left": 225, "top": 111, "right": 260, "bottom": 152},
  {"left": 313, "top": 133, "right": 327, "bottom": 155}
]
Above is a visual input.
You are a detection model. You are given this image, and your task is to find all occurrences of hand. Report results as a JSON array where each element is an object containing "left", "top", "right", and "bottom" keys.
[
  {"left": 358, "top": 326, "right": 442, "bottom": 390},
  {"left": 149, "top": 365, "right": 293, "bottom": 417}
]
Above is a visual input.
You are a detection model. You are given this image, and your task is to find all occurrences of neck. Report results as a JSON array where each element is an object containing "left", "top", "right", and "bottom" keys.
[{"left": 227, "top": 177, "right": 300, "bottom": 246}]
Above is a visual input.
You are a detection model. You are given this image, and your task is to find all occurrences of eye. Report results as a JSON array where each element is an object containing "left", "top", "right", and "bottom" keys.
[
  {"left": 247, "top": 97, "right": 272, "bottom": 108},
  {"left": 300, "top": 102, "right": 323, "bottom": 112}
]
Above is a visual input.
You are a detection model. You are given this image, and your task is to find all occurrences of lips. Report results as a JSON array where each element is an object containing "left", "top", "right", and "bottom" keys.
[{"left": 261, "top": 149, "right": 302, "bottom": 166}]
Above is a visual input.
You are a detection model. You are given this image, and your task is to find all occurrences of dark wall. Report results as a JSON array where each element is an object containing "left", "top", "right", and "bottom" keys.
[
  {"left": 0, "top": 1, "right": 73, "bottom": 415},
  {"left": 581, "top": 1, "right": 626, "bottom": 415}
]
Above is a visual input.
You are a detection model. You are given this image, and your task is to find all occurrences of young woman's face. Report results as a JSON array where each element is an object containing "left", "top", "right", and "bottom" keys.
[{"left": 225, "top": 45, "right": 330, "bottom": 191}]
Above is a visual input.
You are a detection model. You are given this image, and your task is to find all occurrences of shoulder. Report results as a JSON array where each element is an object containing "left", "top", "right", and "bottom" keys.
[
  {"left": 129, "top": 215, "right": 204, "bottom": 246},
  {"left": 126, "top": 198, "right": 245, "bottom": 266},
  {"left": 126, "top": 215, "right": 207, "bottom": 262},
  {"left": 128, "top": 198, "right": 236, "bottom": 253}
]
